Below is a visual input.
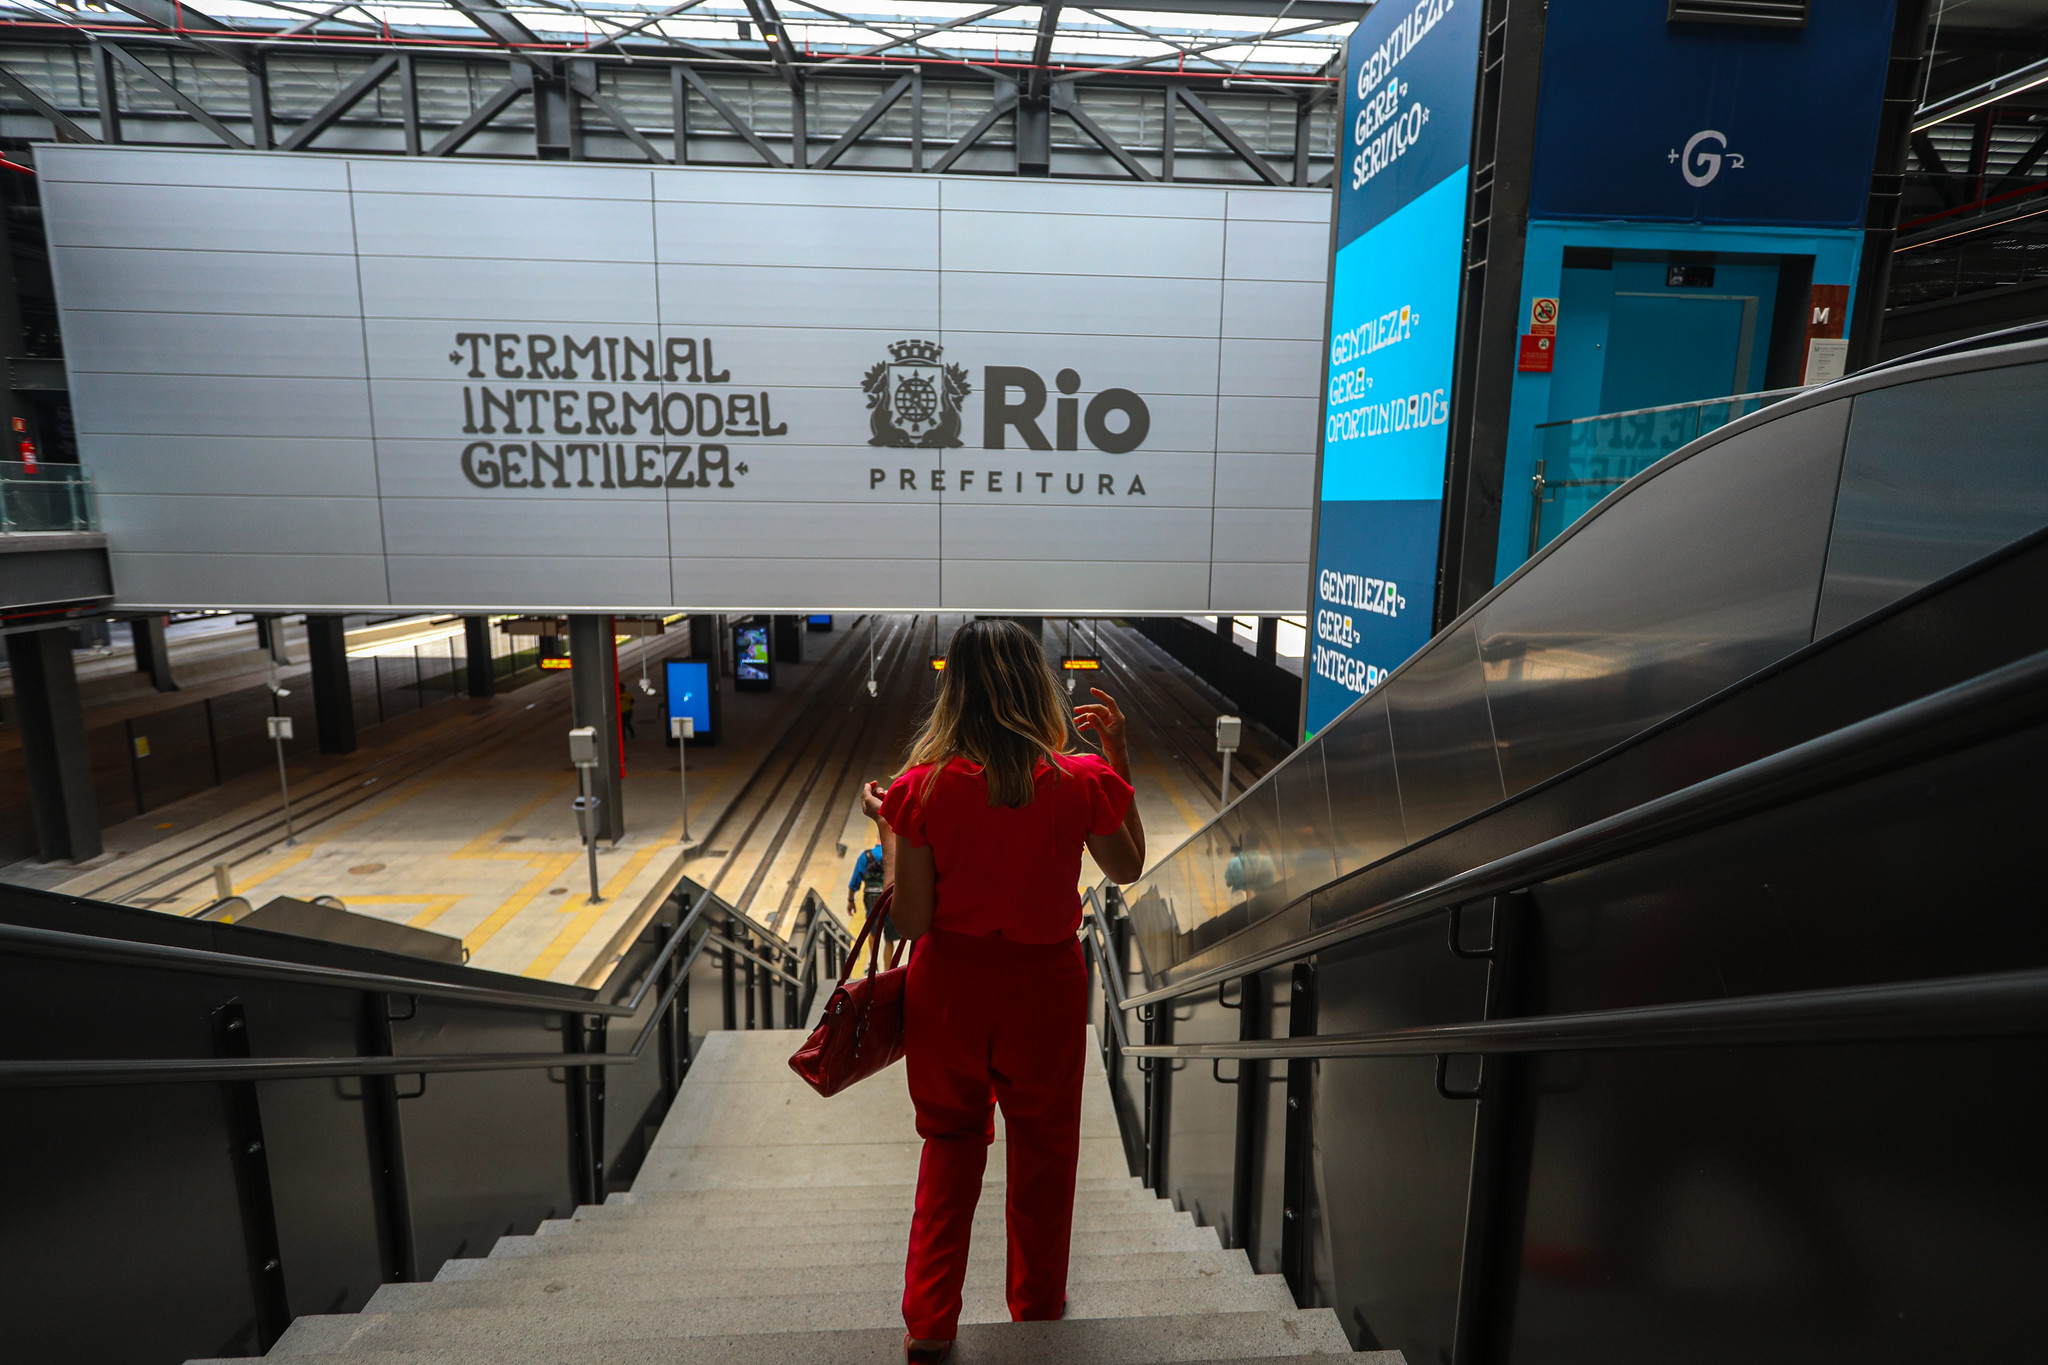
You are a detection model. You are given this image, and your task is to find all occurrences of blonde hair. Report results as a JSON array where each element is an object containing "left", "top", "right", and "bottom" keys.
[{"left": 904, "top": 619, "right": 1071, "bottom": 808}]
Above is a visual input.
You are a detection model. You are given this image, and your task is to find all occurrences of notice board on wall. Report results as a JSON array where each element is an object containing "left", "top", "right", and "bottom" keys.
[
  {"left": 43, "top": 146, "right": 1330, "bottom": 614},
  {"left": 1305, "top": 0, "right": 1483, "bottom": 737}
]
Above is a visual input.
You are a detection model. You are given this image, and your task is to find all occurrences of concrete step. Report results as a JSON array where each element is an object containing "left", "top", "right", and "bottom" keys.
[
  {"left": 537, "top": 1205, "right": 1192, "bottom": 1240},
  {"left": 598, "top": 1186, "right": 1163, "bottom": 1219},
  {"left": 361, "top": 1272, "right": 1298, "bottom": 1327},
  {"left": 261, "top": 1307, "right": 1354, "bottom": 1362},
  {"left": 431, "top": 1246, "right": 1257, "bottom": 1293},
  {"left": 483, "top": 1222, "right": 1223, "bottom": 1269},
  {"left": 633, "top": 1136, "right": 1133, "bottom": 1189},
  {"left": 614, "top": 1178, "right": 1146, "bottom": 1203}
]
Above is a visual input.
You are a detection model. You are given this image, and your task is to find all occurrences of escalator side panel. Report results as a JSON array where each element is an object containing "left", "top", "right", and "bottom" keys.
[
  {"left": 1478, "top": 399, "right": 1849, "bottom": 800},
  {"left": 1818, "top": 360, "right": 2048, "bottom": 636},
  {"left": 1385, "top": 624, "right": 1508, "bottom": 837}
]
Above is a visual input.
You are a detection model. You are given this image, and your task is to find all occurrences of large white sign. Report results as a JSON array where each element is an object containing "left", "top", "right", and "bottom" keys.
[{"left": 43, "top": 147, "right": 1327, "bottom": 612}]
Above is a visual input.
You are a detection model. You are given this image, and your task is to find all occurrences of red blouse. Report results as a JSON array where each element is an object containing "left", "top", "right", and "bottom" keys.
[{"left": 880, "top": 752, "right": 1133, "bottom": 942}]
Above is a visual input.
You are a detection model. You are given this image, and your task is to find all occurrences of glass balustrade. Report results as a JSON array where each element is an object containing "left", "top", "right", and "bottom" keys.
[
  {"left": 1525, "top": 389, "right": 1798, "bottom": 560},
  {"left": 0, "top": 461, "right": 97, "bottom": 533}
]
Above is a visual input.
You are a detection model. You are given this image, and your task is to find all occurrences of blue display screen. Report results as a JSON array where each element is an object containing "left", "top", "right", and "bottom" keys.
[
  {"left": 1306, "top": 0, "right": 1481, "bottom": 737},
  {"left": 665, "top": 659, "right": 711, "bottom": 737},
  {"left": 807, "top": 614, "right": 831, "bottom": 625}
]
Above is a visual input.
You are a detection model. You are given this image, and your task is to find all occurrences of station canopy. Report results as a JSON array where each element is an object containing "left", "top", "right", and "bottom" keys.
[{"left": 0, "top": 0, "right": 1358, "bottom": 85}]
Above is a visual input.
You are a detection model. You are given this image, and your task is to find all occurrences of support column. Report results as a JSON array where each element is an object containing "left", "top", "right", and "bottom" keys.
[
  {"left": 304, "top": 615, "right": 356, "bottom": 755},
  {"left": 463, "top": 616, "right": 495, "bottom": 698},
  {"left": 1215, "top": 615, "right": 1235, "bottom": 640},
  {"left": 772, "top": 614, "right": 804, "bottom": 664},
  {"left": 130, "top": 615, "right": 178, "bottom": 692},
  {"left": 1256, "top": 616, "right": 1278, "bottom": 667},
  {"left": 5, "top": 625, "right": 100, "bottom": 862},
  {"left": 569, "top": 614, "right": 624, "bottom": 841}
]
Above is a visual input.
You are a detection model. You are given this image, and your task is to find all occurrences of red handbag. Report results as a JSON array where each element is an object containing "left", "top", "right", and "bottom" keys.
[{"left": 788, "top": 887, "right": 907, "bottom": 1097}]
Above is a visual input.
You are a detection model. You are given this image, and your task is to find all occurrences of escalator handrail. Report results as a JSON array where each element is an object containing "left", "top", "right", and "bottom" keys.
[
  {"left": 1117, "top": 642, "right": 2048, "bottom": 1011},
  {"left": 1117, "top": 966, "right": 2048, "bottom": 1061}
]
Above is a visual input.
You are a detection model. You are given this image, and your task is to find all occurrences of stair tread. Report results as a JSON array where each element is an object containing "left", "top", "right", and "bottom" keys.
[
  {"left": 360, "top": 1274, "right": 1298, "bottom": 1327},
  {"left": 258, "top": 1307, "right": 1355, "bottom": 1363},
  {"left": 432, "top": 1246, "right": 1256, "bottom": 1290}
]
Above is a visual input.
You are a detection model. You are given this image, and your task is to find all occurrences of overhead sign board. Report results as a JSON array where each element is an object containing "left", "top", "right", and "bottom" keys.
[
  {"left": 1305, "top": 0, "right": 1484, "bottom": 737},
  {"left": 1529, "top": 0, "right": 1893, "bottom": 227},
  {"left": 44, "top": 147, "right": 1330, "bottom": 616}
]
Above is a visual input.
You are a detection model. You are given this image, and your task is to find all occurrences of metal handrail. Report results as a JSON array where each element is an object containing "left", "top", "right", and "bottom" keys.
[
  {"left": 0, "top": 920, "right": 626, "bottom": 1016},
  {"left": 707, "top": 929, "right": 805, "bottom": 987},
  {"left": 1117, "top": 643, "right": 2048, "bottom": 1012},
  {"left": 5, "top": 890, "right": 747, "bottom": 1088},
  {"left": 1081, "top": 890, "right": 1132, "bottom": 1051},
  {"left": 1119, "top": 967, "right": 2048, "bottom": 1064}
]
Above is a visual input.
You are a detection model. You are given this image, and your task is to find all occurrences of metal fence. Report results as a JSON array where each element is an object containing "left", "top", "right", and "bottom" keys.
[
  {"left": 1524, "top": 388, "right": 1798, "bottom": 559},
  {"left": 0, "top": 458, "right": 95, "bottom": 532}
]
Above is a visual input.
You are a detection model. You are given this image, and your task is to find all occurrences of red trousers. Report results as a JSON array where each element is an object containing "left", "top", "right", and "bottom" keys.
[{"left": 901, "top": 927, "right": 1088, "bottom": 1340}]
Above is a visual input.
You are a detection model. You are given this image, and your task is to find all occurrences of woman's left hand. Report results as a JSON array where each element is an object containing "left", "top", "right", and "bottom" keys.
[{"left": 860, "top": 779, "right": 888, "bottom": 822}]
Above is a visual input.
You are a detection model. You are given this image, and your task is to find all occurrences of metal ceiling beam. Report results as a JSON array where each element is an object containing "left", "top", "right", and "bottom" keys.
[
  {"left": 278, "top": 51, "right": 397, "bottom": 150},
  {"left": 929, "top": 77, "right": 1015, "bottom": 173},
  {"left": 1027, "top": 2, "right": 1061, "bottom": 99},
  {"left": 427, "top": 64, "right": 530, "bottom": 154},
  {"left": 441, "top": 0, "right": 554, "bottom": 69},
  {"left": 1051, "top": 79, "right": 1152, "bottom": 180},
  {"left": 580, "top": 0, "right": 715, "bottom": 54},
  {"left": 813, "top": 70, "right": 913, "bottom": 167},
  {"left": 102, "top": 0, "right": 256, "bottom": 66},
  {"left": 0, "top": 62, "right": 100, "bottom": 142},
  {"left": 810, "top": 3, "right": 1013, "bottom": 71},
  {"left": 1067, "top": 0, "right": 1359, "bottom": 17},
  {"left": 569, "top": 57, "right": 670, "bottom": 161},
  {"left": 96, "top": 39, "right": 249, "bottom": 147},
  {"left": 740, "top": 0, "right": 800, "bottom": 89},
  {"left": 677, "top": 62, "right": 787, "bottom": 166},
  {"left": 1176, "top": 83, "right": 1285, "bottom": 183}
]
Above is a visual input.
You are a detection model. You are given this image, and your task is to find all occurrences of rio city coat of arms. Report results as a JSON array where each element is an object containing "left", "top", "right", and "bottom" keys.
[{"left": 863, "top": 339, "right": 971, "bottom": 448}]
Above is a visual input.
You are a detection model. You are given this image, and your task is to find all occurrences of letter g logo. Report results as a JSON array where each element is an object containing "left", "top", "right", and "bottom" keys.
[{"left": 1681, "top": 129, "right": 1725, "bottom": 188}]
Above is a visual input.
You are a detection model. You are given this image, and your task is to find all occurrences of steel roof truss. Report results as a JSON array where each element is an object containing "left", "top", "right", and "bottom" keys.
[
  {"left": 812, "top": 69, "right": 915, "bottom": 167},
  {"left": 0, "top": 61, "right": 100, "bottom": 143},
  {"left": 1176, "top": 82, "right": 1284, "bottom": 183},
  {"left": 96, "top": 38, "right": 249, "bottom": 147},
  {"left": 568, "top": 56, "right": 671, "bottom": 161},
  {"left": 278, "top": 51, "right": 399, "bottom": 150},
  {"left": 676, "top": 61, "right": 788, "bottom": 166},
  {"left": 928, "top": 75, "right": 1015, "bottom": 173},
  {"left": 1050, "top": 79, "right": 1152, "bottom": 180},
  {"left": 427, "top": 62, "right": 531, "bottom": 154}
]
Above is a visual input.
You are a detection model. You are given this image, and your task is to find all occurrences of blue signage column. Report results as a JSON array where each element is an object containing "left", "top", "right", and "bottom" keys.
[{"left": 1305, "top": 0, "right": 1484, "bottom": 737}]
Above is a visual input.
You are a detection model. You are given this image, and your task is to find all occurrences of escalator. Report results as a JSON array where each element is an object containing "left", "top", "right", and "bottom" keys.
[{"left": 1086, "top": 330, "right": 2048, "bottom": 1365}]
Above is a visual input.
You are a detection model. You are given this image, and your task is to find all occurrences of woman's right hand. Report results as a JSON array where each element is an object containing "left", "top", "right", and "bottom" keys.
[
  {"left": 1074, "top": 688, "right": 1128, "bottom": 758},
  {"left": 860, "top": 779, "right": 887, "bottom": 822}
]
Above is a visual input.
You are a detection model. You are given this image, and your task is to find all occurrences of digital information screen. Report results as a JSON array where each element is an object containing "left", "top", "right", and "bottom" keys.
[
  {"left": 1304, "top": 0, "right": 1482, "bottom": 737},
  {"left": 665, "top": 659, "right": 712, "bottom": 739},
  {"left": 734, "top": 624, "right": 772, "bottom": 686}
]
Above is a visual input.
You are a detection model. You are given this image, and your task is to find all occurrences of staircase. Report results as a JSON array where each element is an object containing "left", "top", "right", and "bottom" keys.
[{"left": 199, "top": 1030, "right": 1389, "bottom": 1364}]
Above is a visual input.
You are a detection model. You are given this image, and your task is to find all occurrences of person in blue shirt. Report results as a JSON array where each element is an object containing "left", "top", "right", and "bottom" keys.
[{"left": 847, "top": 831, "right": 899, "bottom": 942}]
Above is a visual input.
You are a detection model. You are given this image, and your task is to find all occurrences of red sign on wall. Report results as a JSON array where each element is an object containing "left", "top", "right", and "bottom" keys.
[{"left": 1517, "top": 333, "right": 1555, "bottom": 373}]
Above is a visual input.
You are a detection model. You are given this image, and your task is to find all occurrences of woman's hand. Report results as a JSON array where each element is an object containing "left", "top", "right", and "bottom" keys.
[
  {"left": 859, "top": 779, "right": 887, "bottom": 822},
  {"left": 1074, "top": 689, "right": 1129, "bottom": 768}
]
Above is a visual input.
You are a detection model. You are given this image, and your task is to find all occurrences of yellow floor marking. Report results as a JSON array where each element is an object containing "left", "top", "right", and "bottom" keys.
[
  {"left": 334, "top": 893, "right": 468, "bottom": 929},
  {"left": 462, "top": 851, "right": 579, "bottom": 954},
  {"left": 520, "top": 817, "right": 687, "bottom": 978}
]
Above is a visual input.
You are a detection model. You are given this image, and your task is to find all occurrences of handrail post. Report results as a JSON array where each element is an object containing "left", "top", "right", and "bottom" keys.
[
  {"left": 1227, "top": 970, "right": 1264, "bottom": 1255},
  {"left": 1278, "top": 961, "right": 1317, "bottom": 1302},
  {"left": 1448, "top": 893, "right": 1533, "bottom": 1365}
]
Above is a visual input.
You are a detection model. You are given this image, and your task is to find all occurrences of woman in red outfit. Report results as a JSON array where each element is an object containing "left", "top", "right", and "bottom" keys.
[{"left": 862, "top": 619, "right": 1145, "bottom": 1365}]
